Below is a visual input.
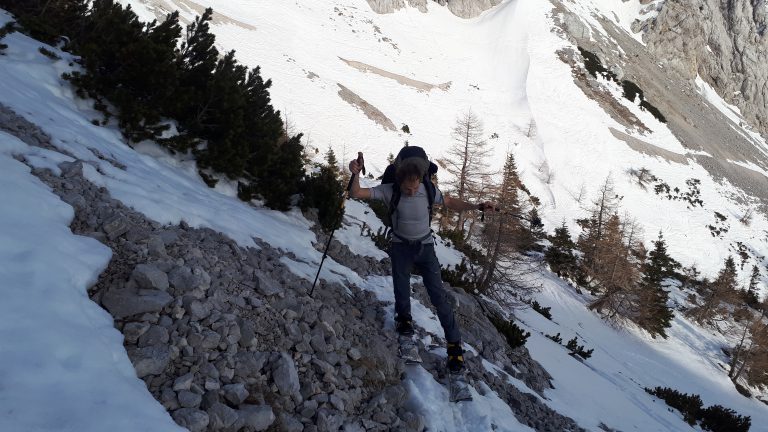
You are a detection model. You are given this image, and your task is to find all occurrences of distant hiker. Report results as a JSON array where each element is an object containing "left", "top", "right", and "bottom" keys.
[{"left": 348, "top": 146, "right": 495, "bottom": 389}]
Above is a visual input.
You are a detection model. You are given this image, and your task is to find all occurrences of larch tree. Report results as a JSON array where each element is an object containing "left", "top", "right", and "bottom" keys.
[
  {"left": 587, "top": 214, "right": 644, "bottom": 323},
  {"left": 476, "top": 153, "right": 535, "bottom": 302},
  {"left": 439, "top": 109, "right": 492, "bottom": 240},
  {"left": 576, "top": 175, "right": 622, "bottom": 288}
]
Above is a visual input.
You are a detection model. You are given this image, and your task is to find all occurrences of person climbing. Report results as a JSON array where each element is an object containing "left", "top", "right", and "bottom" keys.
[{"left": 348, "top": 146, "right": 496, "bottom": 402}]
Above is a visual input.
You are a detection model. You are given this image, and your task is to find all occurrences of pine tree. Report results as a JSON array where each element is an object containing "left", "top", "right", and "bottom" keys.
[
  {"left": 325, "top": 146, "right": 340, "bottom": 175},
  {"left": 63, "top": 1, "right": 182, "bottom": 141},
  {"left": 517, "top": 207, "right": 545, "bottom": 252},
  {"left": 743, "top": 265, "right": 761, "bottom": 308},
  {"left": 546, "top": 221, "right": 578, "bottom": 279},
  {"left": 300, "top": 157, "right": 344, "bottom": 231},
  {"left": 259, "top": 134, "right": 305, "bottom": 210},
  {"left": 168, "top": 7, "right": 219, "bottom": 147},
  {"left": 0, "top": 0, "right": 89, "bottom": 43},
  {"left": 636, "top": 232, "right": 676, "bottom": 338},
  {"left": 688, "top": 257, "right": 739, "bottom": 324}
]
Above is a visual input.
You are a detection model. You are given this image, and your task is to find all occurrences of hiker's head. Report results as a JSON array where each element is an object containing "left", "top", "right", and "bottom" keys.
[{"left": 396, "top": 162, "right": 423, "bottom": 196}]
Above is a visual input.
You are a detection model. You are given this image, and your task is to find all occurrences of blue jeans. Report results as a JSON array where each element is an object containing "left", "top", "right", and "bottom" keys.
[{"left": 389, "top": 242, "right": 461, "bottom": 343}]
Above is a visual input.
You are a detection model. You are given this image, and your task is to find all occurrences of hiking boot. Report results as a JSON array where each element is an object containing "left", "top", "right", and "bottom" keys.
[
  {"left": 395, "top": 314, "right": 414, "bottom": 336},
  {"left": 447, "top": 342, "right": 465, "bottom": 373}
]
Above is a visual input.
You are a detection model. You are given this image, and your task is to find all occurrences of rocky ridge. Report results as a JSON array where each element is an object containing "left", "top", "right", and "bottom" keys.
[
  {"left": 1, "top": 102, "right": 583, "bottom": 431},
  {"left": 553, "top": 0, "right": 768, "bottom": 214},
  {"left": 365, "top": 0, "right": 502, "bottom": 19},
  {"left": 640, "top": 0, "right": 768, "bottom": 139}
]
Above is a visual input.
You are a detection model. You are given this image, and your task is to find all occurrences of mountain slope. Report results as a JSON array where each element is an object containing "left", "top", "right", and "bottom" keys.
[
  {"left": 124, "top": 0, "right": 768, "bottom": 286},
  {"left": 2, "top": 0, "right": 768, "bottom": 431}
]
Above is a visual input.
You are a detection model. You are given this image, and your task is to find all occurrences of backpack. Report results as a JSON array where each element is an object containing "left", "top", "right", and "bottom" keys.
[{"left": 380, "top": 146, "right": 439, "bottom": 238}]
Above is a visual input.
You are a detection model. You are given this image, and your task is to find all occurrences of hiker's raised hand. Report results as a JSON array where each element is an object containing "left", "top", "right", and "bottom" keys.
[
  {"left": 349, "top": 152, "right": 365, "bottom": 175},
  {"left": 349, "top": 158, "right": 362, "bottom": 174}
]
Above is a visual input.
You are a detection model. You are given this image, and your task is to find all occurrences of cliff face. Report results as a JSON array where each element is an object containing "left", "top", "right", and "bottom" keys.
[
  {"left": 365, "top": 0, "right": 502, "bottom": 18},
  {"left": 644, "top": 0, "right": 768, "bottom": 137}
]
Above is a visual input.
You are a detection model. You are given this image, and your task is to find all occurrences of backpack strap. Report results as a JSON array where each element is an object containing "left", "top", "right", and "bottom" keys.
[{"left": 424, "top": 175, "right": 436, "bottom": 223}]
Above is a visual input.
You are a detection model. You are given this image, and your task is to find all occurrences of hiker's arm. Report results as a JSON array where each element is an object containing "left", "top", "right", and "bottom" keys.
[
  {"left": 443, "top": 196, "right": 497, "bottom": 212},
  {"left": 348, "top": 159, "right": 372, "bottom": 199}
]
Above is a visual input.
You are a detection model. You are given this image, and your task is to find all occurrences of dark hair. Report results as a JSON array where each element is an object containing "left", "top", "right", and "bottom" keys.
[{"left": 395, "top": 162, "right": 423, "bottom": 185}]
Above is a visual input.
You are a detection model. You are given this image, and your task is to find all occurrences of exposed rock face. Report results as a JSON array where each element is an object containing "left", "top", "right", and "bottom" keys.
[
  {"left": 365, "top": 0, "right": 502, "bottom": 18},
  {"left": 644, "top": 0, "right": 768, "bottom": 137}
]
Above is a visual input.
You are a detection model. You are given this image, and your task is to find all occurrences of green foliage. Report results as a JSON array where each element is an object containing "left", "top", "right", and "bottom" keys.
[
  {"left": 0, "top": 0, "right": 88, "bottom": 44},
  {"left": 489, "top": 316, "right": 530, "bottom": 349},
  {"left": 38, "top": 46, "right": 60, "bottom": 59},
  {"left": 0, "top": 22, "right": 17, "bottom": 53},
  {"left": 64, "top": 1, "right": 181, "bottom": 142},
  {"left": 578, "top": 46, "right": 666, "bottom": 123},
  {"left": 565, "top": 336, "right": 593, "bottom": 359},
  {"left": 362, "top": 226, "right": 389, "bottom": 252},
  {"left": 545, "top": 221, "right": 578, "bottom": 279},
  {"left": 441, "top": 258, "right": 479, "bottom": 291},
  {"left": 531, "top": 300, "right": 552, "bottom": 320},
  {"left": 546, "top": 332, "right": 562, "bottom": 344},
  {"left": 699, "top": 405, "right": 751, "bottom": 432},
  {"left": 5, "top": 1, "right": 305, "bottom": 211},
  {"left": 645, "top": 387, "right": 750, "bottom": 431},
  {"left": 637, "top": 231, "right": 677, "bottom": 338},
  {"left": 645, "top": 387, "right": 702, "bottom": 425},
  {"left": 300, "top": 164, "right": 344, "bottom": 232}
]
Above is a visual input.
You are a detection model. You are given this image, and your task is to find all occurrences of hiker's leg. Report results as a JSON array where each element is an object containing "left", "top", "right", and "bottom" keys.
[
  {"left": 390, "top": 242, "right": 415, "bottom": 320},
  {"left": 415, "top": 243, "right": 461, "bottom": 343}
]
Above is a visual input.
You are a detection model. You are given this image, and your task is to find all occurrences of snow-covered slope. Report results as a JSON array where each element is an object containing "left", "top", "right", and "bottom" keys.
[
  {"left": 124, "top": 0, "right": 768, "bottom": 289},
  {"left": 3, "top": 0, "right": 768, "bottom": 431}
]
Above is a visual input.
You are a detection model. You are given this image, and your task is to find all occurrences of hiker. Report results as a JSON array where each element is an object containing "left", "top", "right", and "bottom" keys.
[{"left": 348, "top": 147, "right": 496, "bottom": 382}]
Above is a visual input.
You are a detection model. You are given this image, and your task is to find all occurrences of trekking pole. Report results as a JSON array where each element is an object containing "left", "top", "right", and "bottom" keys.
[{"left": 309, "top": 152, "right": 365, "bottom": 297}]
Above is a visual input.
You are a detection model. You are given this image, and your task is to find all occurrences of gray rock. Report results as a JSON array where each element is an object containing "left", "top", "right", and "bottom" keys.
[
  {"left": 347, "top": 347, "right": 362, "bottom": 361},
  {"left": 138, "top": 325, "right": 169, "bottom": 347},
  {"left": 254, "top": 273, "right": 282, "bottom": 296},
  {"left": 128, "top": 345, "right": 171, "bottom": 378},
  {"left": 186, "top": 300, "right": 213, "bottom": 321},
  {"left": 173, "top": 373, "right": 195, "bottom": 391},
  {"left": 161, "top": 387, "right": 180, "bottom": 411},
  {"left": 170, "top": 266, "right": 211, "bottom": 293},
  {"left": 272, "top": 353, "right": 300, "bottom": 396},
  {"left": 102, "top": 214, "right": 130, "bottom": 240},
  {"left": 59, "top": 161, "right": 83, "bottom": 178},
  {"left": 123, "top": 322, "right": 150, "bottom": 344},
  {"left": 317, "top": 408, "right": 344, "bottom": 432},
  {"left": 234, "top": 351, "right": 268, "bottom": 378},
  {"left": 200, "top": 330, "right": 222, "bottom": 350},
  {"left": 147, "top": 235, "right": 167, "bottom": 257},
  {"left": 172, "top": 408, "right": 209, "bottom": 432},
  {"left": 207, "top": 402, "right": 239, "bottom": 430},
  {"left": 238, "top": 405, "right": 275, "bottom": 431},
  {"left": 223, "top": 383, "right": 249, "bottom": 405},
  {"left": 61, "top": 192, "right": 87, "bottom": 211},
  {"left": 102, "top": 288, "right": 173, "bottom": 320},
  {"left": 238, "top": 320, "right": 257, "bottom": 348},
  {"left": 279, "top": 414, "right": 304, "bottom": 432},
  {"left": 178, "top": 390, "right": 203, "bottom": 408},
  {"left": 132, "top": 264, "right": 169, "bottom": 291}
]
